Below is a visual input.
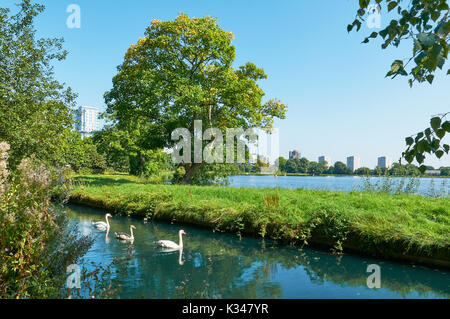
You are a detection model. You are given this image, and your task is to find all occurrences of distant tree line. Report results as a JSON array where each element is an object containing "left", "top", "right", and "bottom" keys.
[{"left": 237, "top": 156, "right": 450, "bottom": 177}]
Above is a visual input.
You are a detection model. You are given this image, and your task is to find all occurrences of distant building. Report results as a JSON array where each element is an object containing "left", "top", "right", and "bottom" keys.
[
  {"left": 425, "top": 170, "right": 441, "bottom": 176},
  {"left": 377, "top": 156, "right": 392, "bottom": 169},
  {"left": 75, "top": 106, "right": 99, "bottom": 138},
  {"left": 289, "top": 150, "right": 300, "bottom": 159},
  {"left": 346, "top": 156, "right": 360, "bottom": 172},
  {"left": 318, "top": 155, "right": 331, "bottom": 167}
]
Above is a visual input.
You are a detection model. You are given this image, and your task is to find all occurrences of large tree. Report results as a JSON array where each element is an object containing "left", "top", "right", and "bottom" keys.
[
  {"left": 348, "top": 0, "right": 449, "bottom": 169},
  {"left": 0, "top": 0, "right": 76, "bottom": 167},
  {"left": 104, "top": 14, "right": 287, "bottom": 184}
]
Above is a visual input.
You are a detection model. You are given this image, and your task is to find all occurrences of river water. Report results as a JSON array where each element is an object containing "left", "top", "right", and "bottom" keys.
[
  {"left": 67, "top": 204, "right": 449, "bottom": 299},
  {"left": 229, "top": 175, "right": 450, "bottom": 196}
]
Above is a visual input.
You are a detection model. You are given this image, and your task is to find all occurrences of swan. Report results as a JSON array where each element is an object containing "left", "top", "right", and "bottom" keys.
[
  {"left": 92, "top": 213, "right": 112, "bottom": 230},
  {"left": 156, "top": 230, "right": 186, "bottom": 249},
  {"left": 115, "top": 225, "right": 136, "bottom": 241}
]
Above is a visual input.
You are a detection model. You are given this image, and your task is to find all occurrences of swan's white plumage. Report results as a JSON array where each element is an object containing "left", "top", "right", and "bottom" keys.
[
  {"left": 156, "top": 240, "right": 179, "bottom": 249},
  {"left": 92, "top": 214, "right": 112, "bottom": 231},
  {"left": 156, "top": 230, "right": 186, "bottom": 249}
]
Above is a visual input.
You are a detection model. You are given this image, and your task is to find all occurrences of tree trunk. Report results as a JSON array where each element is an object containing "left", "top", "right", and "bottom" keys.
[{"left": 179, "top": 163, "right": 203, "bottom": 184}]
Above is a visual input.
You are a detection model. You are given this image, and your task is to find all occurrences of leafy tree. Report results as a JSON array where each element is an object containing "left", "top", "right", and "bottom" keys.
[
  {"left": 104, "top": 14, "right": 286, "bottom": 184},
  {"left": 440, "top": 166, "right": 450, "bottom": 175},
  {"left": 389, "top": 162, "right": 406, "bottom": 175},
  {"left": 0, "top": 1, "right": 76, "bottom": 167},
  {"left": 355, "top": 167, "right": 371, "bottom": 175},
  {"left": 348, "top": 0, "right": 449, "bottom": 167},
  {"left": 92, "top": 127, "right": 130, "bottom": 173},
  {"left": 308, "top": 161, "right": 326, "bottom": 175},
  {"left": 333, "top": 161, "right": 352, "bottom": 175},
  {"left": 276, "top": 156, "right": 287, "bottom": 172},
  {"left": 62, "top": 132, "right": 106, "bottom": 173},
  {"left": 297, "top": 157, "right": 310, "bottom": 173},
  {"left": 285, "top": 158, "right": 299, "bottom": 173}
]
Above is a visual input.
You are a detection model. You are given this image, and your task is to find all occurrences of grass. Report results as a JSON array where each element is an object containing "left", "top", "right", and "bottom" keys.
[{"left": 70, "top": 174, "right": 450, "bottom": 268}]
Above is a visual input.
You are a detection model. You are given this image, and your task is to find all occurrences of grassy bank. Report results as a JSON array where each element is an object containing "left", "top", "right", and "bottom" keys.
[{"left": 70, "top": 175, "right": 450, "bottom": 268}]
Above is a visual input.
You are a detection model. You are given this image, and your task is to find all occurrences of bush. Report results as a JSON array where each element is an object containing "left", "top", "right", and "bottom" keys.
[{"left": 0, "top": 142, "right": 95, "bottom": 298}]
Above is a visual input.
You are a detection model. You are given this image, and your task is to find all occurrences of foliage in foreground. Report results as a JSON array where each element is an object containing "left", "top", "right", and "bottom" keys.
[
  {"left": 71, "top": 174, "right": 450, "bottom": 268},
  {"left": 0, "top": 142, "right": 114, "bottom": 299}
]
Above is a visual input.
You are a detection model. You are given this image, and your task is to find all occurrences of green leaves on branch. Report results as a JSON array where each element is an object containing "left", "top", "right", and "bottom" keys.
[
  {"left": 348, "top": 0, "right": 449, "bottom": 86},
  {"left": 403, "top": 114, "right": 450, "bottom": 171}
]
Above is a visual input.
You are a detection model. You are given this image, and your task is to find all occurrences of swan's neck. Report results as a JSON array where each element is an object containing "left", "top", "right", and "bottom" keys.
[
  {"left": 179, "top": 232, "right": 183, "bottom": 248},
  {"left": 105, "top": 215, "right": 110, "bottom": 228},
  {"left": 130, "top": 227, "right": 134, "bottom": 239}
]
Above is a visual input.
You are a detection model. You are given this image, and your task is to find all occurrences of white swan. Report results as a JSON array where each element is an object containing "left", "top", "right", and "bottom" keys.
[
  {"left": 92, "top": 213, "right": 112, "bottom": 231},
  {"left": 115, "top": 225, "right": 136, "bottom": 241},
  {"left": 156, "top": 230, "right": 186, "bottom": 249}
]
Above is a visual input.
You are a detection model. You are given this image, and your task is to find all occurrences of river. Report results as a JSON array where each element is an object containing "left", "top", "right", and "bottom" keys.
[{"left": 67, "top": 204, "right": 450, "bottom": 299}]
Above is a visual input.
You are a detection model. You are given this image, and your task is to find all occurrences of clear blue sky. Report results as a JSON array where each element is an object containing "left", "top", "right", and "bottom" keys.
[{"left": 5, "top": 0, "right": 450, "bottom": 168}]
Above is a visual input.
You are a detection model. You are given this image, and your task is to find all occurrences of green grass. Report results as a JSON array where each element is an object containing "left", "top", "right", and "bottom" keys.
[{"left": 70, "top": 174, "right": 450, "bottom": 268}]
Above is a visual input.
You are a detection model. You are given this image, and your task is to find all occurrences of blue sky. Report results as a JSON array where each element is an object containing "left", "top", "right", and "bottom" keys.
[{"left": 5, "top": 0, "right": 450, "bottom": 168}]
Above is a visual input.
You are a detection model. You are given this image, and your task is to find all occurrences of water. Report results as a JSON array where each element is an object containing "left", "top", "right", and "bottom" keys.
[
  {"left": 229, "top": 175, "right": 450, "bottom": 196},
  {"left": 67, "top": 204, "right": 450, "bottom": 299}
]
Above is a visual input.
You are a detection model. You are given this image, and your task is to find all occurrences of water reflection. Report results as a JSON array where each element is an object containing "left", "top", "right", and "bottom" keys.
[{"left": 67, "top": 204, "right": 450, "bottom": 299}]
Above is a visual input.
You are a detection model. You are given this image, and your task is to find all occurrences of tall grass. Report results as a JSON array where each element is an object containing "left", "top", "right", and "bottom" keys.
[{"left": 70, "top": 175, "right": 450, "bottom": 268}]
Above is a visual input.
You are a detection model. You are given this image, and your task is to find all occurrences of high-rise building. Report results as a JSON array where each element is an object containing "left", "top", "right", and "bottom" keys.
[
  {"left": 75, "top": 106, "right": 99, "bottom": 138},
  {"left": 289, "top": 150, "right": 300, "bottom": 159},
  {"left": 346, "top": 156, "right": 360, "bottom": 172},
  {"left": 318, "top": 155, "right": 331, "bottom": 167},
  {"left": 377, "top": 156, "right": 392, "bottom": 169}
]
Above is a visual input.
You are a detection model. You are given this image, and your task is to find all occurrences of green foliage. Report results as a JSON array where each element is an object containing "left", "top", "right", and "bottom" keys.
[
  {"left": 331, "top": 161, "right": 353, "bottom": 175},
  {"left": 0, "top": 142, "right": 92, "bottom": 298},
  {"left": 0, "top": 1, "right": 76, "bottom": 168},
  {"left": 62, "top": 132, "right": 106, "bottom": 173},
  {"left": 348, "top": 1, "right": 449, "bottom": 165},
  {"left": 349, "top": 0, "right": 449, "bottom": 85},
  {"left": 403, "top": 113, "right": 450, "bottom": 171},
  {"left": 104, "top": 14, "right": 287, "bottom": 184}
]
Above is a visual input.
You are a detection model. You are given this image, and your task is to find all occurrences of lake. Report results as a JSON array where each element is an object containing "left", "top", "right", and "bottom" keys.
[
  {"left": 229, "top": 175, "right": 450, "bottom": 196},
  {"left": 67, "top": 204, "right": 450, "bottom": 299}
]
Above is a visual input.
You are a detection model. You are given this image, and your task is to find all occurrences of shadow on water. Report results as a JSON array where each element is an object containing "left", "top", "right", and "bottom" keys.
[{"left": 67, "top": 204, "right": 450, "bottom": 299}]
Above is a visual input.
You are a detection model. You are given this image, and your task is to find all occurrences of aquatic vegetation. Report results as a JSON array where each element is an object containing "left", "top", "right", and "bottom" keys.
[{"left": 71, "top": 175, "right": 450, "bottom": 268}]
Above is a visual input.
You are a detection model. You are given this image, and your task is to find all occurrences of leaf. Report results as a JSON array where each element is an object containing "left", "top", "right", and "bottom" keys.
[
  {"left": 426, "top": 74, "right": 434, "bottom": 84},
  {"left": 405, "top": 137, "right": 414, "bottom": 146},
  {"left": 430, "top": 117, "right": 441, "bottom": 131},
  {"left": 442, "top": 121, "right": 450, "bottom": 132},
  {"left": 388, "top": 1, "right": 398, "bottom": 12},
  {"left": 435, "top": 150, "right": 444, "bottom": 158},
  {"left": 417, "top": 33, "right": 438, "bottom": 48},
  {"left": 443, "top": 144, "right": 450, "bottom": 154},
  {"left": 435, "top": 128, "right": 445, "bottom": 139}
]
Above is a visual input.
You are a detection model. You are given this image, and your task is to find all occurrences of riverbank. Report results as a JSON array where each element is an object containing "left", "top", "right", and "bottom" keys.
[{"left": 70, "top": 175, "right": 450, "bottom": 269}]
